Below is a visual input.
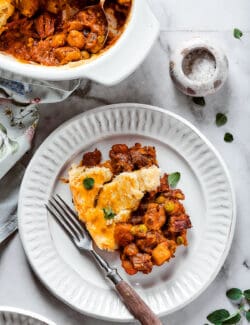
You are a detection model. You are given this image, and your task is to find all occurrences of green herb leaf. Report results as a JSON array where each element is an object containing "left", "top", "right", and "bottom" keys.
[
  {"left": 244, "top": 290, "right": 250, "bottom": 301},
  {"left": 233, "top": 28, "right": 243, "bottom": 39},
  {"left": 192, "top": 97, "right": 206, "bottom": 106},
  {"left": 243, "top": 289, "right": 250, "bottom": 301},
  {"left": 246, "top": 310, "right": 250, "bottom": 322},
  {"left": 207, "top": 309, "right": 230, "bottom": 324},
  {"left": 216, "top": 113, "right": 228, "bottom": 127},
  {"left": 103, "top": 207, "right": 116, "bottom": 220},
  {"left": 224, "top": 133, "right": 234, "bottom": 143},
  {"left": 226, "top": 288, "right": 243, "bottom": 301},
  {"left": 83, "top": 177, "right": 95, "bottom": 190},
  {"left": 168, "top": 172, "right": 181, "bottom": 188},
  {"left": 222, "top": 312, "right": 241, "bottom": 324}
]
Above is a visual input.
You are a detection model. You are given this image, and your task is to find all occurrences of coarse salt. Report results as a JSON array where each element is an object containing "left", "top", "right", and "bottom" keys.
[{"left": 183, "top": 49, "right": 216, "bottom": 83}]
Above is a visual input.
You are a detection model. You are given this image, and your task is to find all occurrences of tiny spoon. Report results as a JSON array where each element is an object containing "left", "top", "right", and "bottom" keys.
[
  {"left": 86, "top": 0, "right": 108, "bottom": 53},
  {"left": 100, "top": 0, "right": 106, "bottom": 7}
]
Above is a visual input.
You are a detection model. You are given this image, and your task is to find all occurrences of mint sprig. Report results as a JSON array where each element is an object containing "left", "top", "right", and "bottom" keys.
[
  {"left": 226, "top": 288, "right": 243, "bottom": 301},
  {"left": 168, "top": 172, "right": 181, "bottom": 188},
  {"left": 192, "top": 97, "right": 206, "bottom": 106},
  {"left": 224, "top": 133, "right": 234, "bottom": 143},
  {"left": 103, "top": 207, "right": 116, "bottom": 220},
  {"left": 233, "top": 28, "right": 243, "bottom": 39},
  {"left": 83, "top": 177, "right": 95, "bottom": 190},
  {"left": 207, "top": 309, "right": 230, "bottom": 324},
  {"left": 244, "top": 290, "right": 250, "bottom": 301},
  {"left": 216, "top": 113, "right": 228, "bottom": 127},
  {"left": 246, "top": 310, "right": 250, "bottom": 322},
  {"left": 206, "top": 288, "right": 250, "bottom": 324},
  {"left": 222, "top": 312, "right": 241, "bottom": 324}
]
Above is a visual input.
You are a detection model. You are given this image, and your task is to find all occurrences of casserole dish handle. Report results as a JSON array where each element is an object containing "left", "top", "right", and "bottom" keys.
[{"left": 82, "top": 2, "right": 160, "bottom": 86}]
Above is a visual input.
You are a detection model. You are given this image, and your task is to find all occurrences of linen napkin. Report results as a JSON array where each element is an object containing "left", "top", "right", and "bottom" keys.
[{"left": 0, "top": 69, "right": 81, "bottom": 244}]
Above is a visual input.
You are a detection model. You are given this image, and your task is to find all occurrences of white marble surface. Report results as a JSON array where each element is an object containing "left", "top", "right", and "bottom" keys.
[{"left": 1, "top": 0, "right": 250, "bottom": 324}]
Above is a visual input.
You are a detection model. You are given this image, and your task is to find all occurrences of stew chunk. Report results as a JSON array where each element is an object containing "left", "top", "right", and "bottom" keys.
[{"left": 54, "top": 46, "right": 81, "bottom": 64}]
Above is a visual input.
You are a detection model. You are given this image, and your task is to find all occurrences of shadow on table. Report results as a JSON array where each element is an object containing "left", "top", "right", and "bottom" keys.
[
  {"left": 0, "top": 232, "right": 17, "bottom": 259},
  {"left": 170, "top": 78, "right": 232, "bottom": 124}
]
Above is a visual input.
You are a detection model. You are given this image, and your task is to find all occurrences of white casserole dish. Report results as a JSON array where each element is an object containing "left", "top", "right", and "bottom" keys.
[{"left": 0, "top": 0, "right": 159, "bottom": 85}]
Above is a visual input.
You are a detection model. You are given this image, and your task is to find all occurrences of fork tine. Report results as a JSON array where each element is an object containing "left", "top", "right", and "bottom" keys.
[
  {"left": 56, "top": 195, "right": 93, "bottom": 242},
  {"left": 55, "top": 194, "right": 84, "bottom": 233},
  {"left": 46, "top": 204, "right": 78, "bottom": 242},
  {"left": 48, "top": 198, "right": 81, "bottom": 241}
]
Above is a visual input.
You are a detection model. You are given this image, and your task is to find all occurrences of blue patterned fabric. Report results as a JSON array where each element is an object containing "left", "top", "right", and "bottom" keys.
[
  {"left": 0, "top": 78, "right": 30, "bottom": 95},
  {"left": 0, "top": 69, "right": 81, "bottom": 244}
]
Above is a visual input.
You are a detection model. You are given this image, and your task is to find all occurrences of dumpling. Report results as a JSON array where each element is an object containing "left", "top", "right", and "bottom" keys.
[{"left": 0, "top": 0, "right": 14, "bottom": 34}]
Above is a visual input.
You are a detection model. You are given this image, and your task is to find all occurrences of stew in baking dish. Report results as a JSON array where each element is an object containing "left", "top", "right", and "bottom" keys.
[{"left": 0, "top": 0, "right": 132, "bottom": 65}]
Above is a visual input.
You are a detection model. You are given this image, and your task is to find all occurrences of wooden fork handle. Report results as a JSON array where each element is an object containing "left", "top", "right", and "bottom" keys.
[
  {"left": 116, "top": 280, "right": 162, "bottom": 325},
  {"left": 90, "top": 251, "right": 162, "bottom": 324}
]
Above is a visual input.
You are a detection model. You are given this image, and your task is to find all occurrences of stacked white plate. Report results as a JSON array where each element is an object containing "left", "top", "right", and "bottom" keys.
[{"left": 0, "top": 307, "right": 55, "bottom": 325}]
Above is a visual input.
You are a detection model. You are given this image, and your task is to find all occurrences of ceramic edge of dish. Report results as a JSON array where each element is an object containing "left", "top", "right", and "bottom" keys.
[
  {"left": 0, "top": 1, "right": 160, "bottom": 84},
  {"left": 17, "top": 103, "right": 236, "bottom": 322},
  {"left": 0, "top": 306, "right": 56, "bottom": 325},
  {"left": 82, "top": 1, "right": 160, "bottom": 85}
]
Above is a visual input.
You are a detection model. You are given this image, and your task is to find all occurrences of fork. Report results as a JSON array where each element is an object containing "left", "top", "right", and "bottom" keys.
[{"left": 46, "top": 195, "right": 162, "bottom": 325}]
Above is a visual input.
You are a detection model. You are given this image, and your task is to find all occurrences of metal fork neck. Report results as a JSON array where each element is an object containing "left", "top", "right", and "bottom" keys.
[{"left": 90, "top": 250, "right": 122, "bottom": 285}]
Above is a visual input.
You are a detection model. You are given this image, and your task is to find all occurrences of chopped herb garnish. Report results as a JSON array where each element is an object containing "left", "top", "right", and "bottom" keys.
[
  {"left": 168, "top": 172, "right": 181, "bottom": 188},
  {"left": 234, "top": 28, "right": 243, "bottom": 39},
  {"left": 103, "top": 207, "right": 116, "bottom": 220},
  {"left": 216, "top": 113, "right": 228, "bottom": 127},
  {"left": 224, "top": 133, "right": 234, "bottom": 143},
  {"left": 83, "top": 177, "right": 95, "bottom": 190},
  {"left": 192, "top": 97, "right": 206, "bottom": 106}
]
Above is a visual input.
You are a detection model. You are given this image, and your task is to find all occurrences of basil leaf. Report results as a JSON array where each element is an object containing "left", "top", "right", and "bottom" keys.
[
  {"left": 222, "top": 312, "right": 241, "bottom": 324},
  {"left": 226, "top": 288, "right": 243, "bottom": 301},
  {"left": 207, "top": 309, "right": 230, "bottom": 324},
  {"left": 103, "top": 207, "right": 116, "bottom": 220},
  {"left": 83, "top": 177, "right": 95, "bottom": 190},
  {"left": 224, "top": 133, "right": 234, "bottom": 143},
  {"left": 246, "top": 310, "right": 250, "bottom": 322},
  {"left": 168, "top": 172, "right": 181, "bottom": 188},
  {"left": 233, "top": 28, "right": 243, "bottom": 39},
  {"left": 216, "top": 113, "right": 228, "bottom": 127},
  {"left": 244, "top": 290, "right": 250, "bottom": 301},
  {"left": 192, "top": 97, "right": 206, "bottom": 106}
]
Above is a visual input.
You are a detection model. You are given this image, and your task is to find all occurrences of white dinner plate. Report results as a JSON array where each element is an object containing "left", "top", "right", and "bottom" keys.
[
  {"left": 0, "top": 307, "right": 55, "bottom": 325},
  {"left": 18, "top": 103, "right": 236, "bottom": 322}
]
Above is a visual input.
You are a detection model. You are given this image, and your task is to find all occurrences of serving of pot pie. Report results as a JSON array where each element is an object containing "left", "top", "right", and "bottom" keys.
[{"left": 68, "top": 143, "right": 192, "bottom": 275}]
